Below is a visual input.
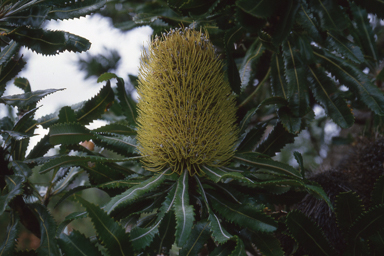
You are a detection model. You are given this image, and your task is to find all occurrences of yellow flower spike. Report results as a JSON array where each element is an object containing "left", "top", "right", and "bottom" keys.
[{"left": 136, "top": 27, "right": 239, "bottom": 176}]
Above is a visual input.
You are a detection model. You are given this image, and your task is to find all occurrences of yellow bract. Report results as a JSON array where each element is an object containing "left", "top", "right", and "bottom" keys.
[{"left": 136, "top": 27, "right": 238, "bottom": 176}]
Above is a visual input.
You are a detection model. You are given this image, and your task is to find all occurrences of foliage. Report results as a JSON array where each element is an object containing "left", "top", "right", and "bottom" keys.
[{"left": 1, "top": 0, "right": 384, "bottom": 255}]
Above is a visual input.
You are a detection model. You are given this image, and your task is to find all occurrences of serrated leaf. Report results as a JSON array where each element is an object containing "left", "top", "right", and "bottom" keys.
[
  {"left": 293, "top": 151, "right": 305, "bottom": 178},
  {"left": 57, "top": 230, "right": 102, "bottom": 256},
  {"left": 237, "top": 123, "right": 267, "bottom": 152},
  {"left": 270, "top": 53, "right": 288, "bottom": 99},
  {"left": 26, "top": 134, "right": 52, "bottom": 160},
  {"left": 75, "top": 81, "right": 114, "bottom": 125},
  {"left": 31, "top": 204, "right": 60, "bottom": 256},
  {"left": 248, "top": 231, "right": 284, "bottom": 256},
  {"left": 335, "top": 191, "right": 364, "bottom": 234},
  {"left": 314, "top": 48, "right": 384, "bottom": 116},
  {"left": 54, "top": 185, "right": 91, "bottom": 209},
  {"left": 115, "top": 77, "right": 137, "bottom": 126},
  {"left": 130, "top": 185, "right": 176, "bottom": 252},
  {"left": 348, "top": 205, "right": 384, "bottom": 242},
  {"left": 8, "top": 161, "right": 32, "bottom": 177},
  {"left": 93, "top": 134, "right": 136, "bottom": 157},
  {"left": 239, "top": 39, "right": 265, "bottom": 89},
  {"left": 224, "top": 26, "right": 243, "bottom": 95},
  {"left": 282, "top": 37, "right": 310, "bottom": 117},
  {"left": 104, "top": 168, "right": 170, "bottom": 215},
  {"left": 0, "top": 213, "right": 19, "bottom": 256},
  {"left": 372, "top": 176, "right": 384, "bottom": 205},
  {"left": 234, "top": 152, "right": 302, "bottom": 178},
  {"left": 308, "top": 0, "right": 349, "bottom": 32},
  {"left": 8, "top": 28, "right": 91, "bottom": 55},
  {"left": 307, "top": 65, "right": 354, "bottom": 128},
  {"left": 0, "top": 175, "right": 25, "bottom": 216},
  {"left": 56, "top": 211, "right": 88, "bottom": 236},
  {"left": 0, "top": 130, "right": 31, "bottom": 140},
  {"left": 4, "top": 5, "right": 49, "bottom": 27},
  {"left": 325, "top": 32, "right": 364, "bottom": 64},
  {"left": 47, "top": 0, "right": 106, "bottom": 20},
  {"left": 93, "top": 123, "right": 136, "bottom": 136},
  {"left": 49, "top": 122, "right": 93, "bottom": 145},
  {"left": 39, "top": 155, "right": 142, "bottom": 174},
  {"left": 14, "top": 77, "right": 31, "bottom": 93},
  {"left": 304, "top": 183, "right": 333, "bottom": 211},
  {"left": 179, "top": 221, "right": 210, "bottom": 256},
  {"left": 296, "top": 3, "right": 322, "bottom": 42},
  {"left": 271, "top": 0, "right": 300, "bottom": 46},
  {"left": 174, "top": 170, "right": 194, "bottom": 247},
  {"left": 236, "top": 0, "right": 278, "bottom": 19},
  {"left": 208, "top": 192, "right": 278, "bottom": 233},
  {"left": 0, "top": 56, "right": 26, "bottom": 97},
  {"left": 194, "top": 176, "right": 232, "bottom": 244},
  {"left": 277, "top": 107, "right": 302, "bottom": 134},
  {"left": 350, "top": 3, "right": 378, "bottom": 62},
  {"left": 58, "top": 106, "right": 77, "bottom": 123},
  {"left": 76, "top": 197, "right": 133, "bottom": 256},
  {"left": 0, "top": 40, "right": 19, "bottom": 66},
  {"left": 286, "top": 210, "right": 337, "bottom": 256},
  {"left": 201, "top": 165, "right": 252, "bottom": 185}
]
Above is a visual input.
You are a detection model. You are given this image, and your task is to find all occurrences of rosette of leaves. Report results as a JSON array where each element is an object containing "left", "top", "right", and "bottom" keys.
[
  {"left": 285, "top": 175, "right": 384, "bottom": 255},
  {"left": 37, "top": 29, "right": 332, "bottom": 255}
]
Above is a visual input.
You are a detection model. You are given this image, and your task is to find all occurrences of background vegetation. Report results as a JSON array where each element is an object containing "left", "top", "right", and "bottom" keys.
[{"left": 1, "top": 0, "right": 384, "bottom": 255}]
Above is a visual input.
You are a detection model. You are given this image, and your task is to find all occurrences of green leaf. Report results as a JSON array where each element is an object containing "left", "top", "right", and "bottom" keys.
[
  {"left": 353, "top": 0, "right": 384, "bottom": 19},
  {"left": 247, "top": 231, "right": 284, "bottom": 256},
  {"left": 54, "top": 185, "right": 91, "bottom": 209},
  {"left": 237, "top": 123, "right": 267, "bottom": 152},
  {"left": 130, "top": 185, "right": 176, "bottom": 252},
  {"left": 49, "top": 122, "right": 93, "bottom": 145},
  {"left": 0, "top": 175, "right": 25, "bottom": 216},
  {"left": 8, "top": 28, "right": 91, "bottom": 55},
  {"left": 47, "top": 0, "right": 106, "bottom": 20},
  {"left": 8, "top": 161, "right": 32, "bottom": 177},
  {"left": 282, "top": 36, "right": 310, "bottom": 117},
  {"left": 271, "top": 0, "right": 300, "bottom": 46},
  {"left": 0, "top": 130, "right": 31, "bottom": 140},
  {"left": 304, "top": 183, "right": 334, "bottom": 211},
  {"left": 56, "top": 211, "right": 88, "bottom": 236},
  {"left": 104, "top": 168, "right": 170, "bottom": 215},
  {"left": 350, "top": 3, "right": 378, "bottom": 62},
  {"left": 293, "top": 151, "right": 305, "bottom": 178},
  {"left": 224, "top": 26, "right": 244, "bottom": 95},
  {"left": 93, "top": 134, "right": 137, "bottom": 157},
  {"left": 0, "top": 56, "right": 26, "bottom": 97},
  {"left": 195, "top": 176, "right": 232, "bottom": 244},
  {"left": 179, "top": 221, "right": 211, "bottom": 256},
  {"left": 201, "top": 165, "right": 252, "bottom": 185},
  {"left": 31, "top": 204, "right": 61, "bottom": 256},
  {"left": 296, "top": 3, "right": 322, "bottom": 42},
  {"left": 234, "top": 152, "right": 302, "bottom": 178},
  {"left": 307, "top": 65, "right": 354, "bottom": 128},
  {"left": 97, "top": 72, "right": 118, "bottom": 83},
  {"left": 335, "top": 191, "right": 364, "bottom": 234},
  {"left": 0, "top": 40, "right": 19, "bottom": 66},
  {"left": 348, "top": 205, "right": 384, "bottom": 241},
  {"left": 57, "top": 230, "right": 102, "bottom": 256},
  {"left": 308, "top": 0, "right": 349, "bottom": 32},
  {"left": 14, "top": 77, "right": 31, "bottom": 93},
  {"left": 277, "top": 107, "right": 302, "bottom": 134},
  {"left": 4, "top": 5, "right": 49, "bottom": 27},
  {"left": 314, "top": 48, "right": 384, "bottom": 116},
  {"left": 286, "top": 210, "right": 337, "bottom": 256},
  {"left": 93, "top": 123, "right": 136, "bottom": 136},
  {"left": 325, "top": 32, "right": 364, "bottom": 64},
  {"left": 236, "top": 0, "right": 278, "bottom": 19},
  {"left": 208, "top": 192, "right": 278, "bottom": 233},
  {"left": 0, "top": 213, "right": 19, "bottom": 255},
  {"left": 115, "top": 77, "right": 137, "bottom": 126},
  {"left": 270, "top": 53, "right": 288, "bottom": 99},
  {"left": 39, "top": 155, "right": 142, "bottom": 174},
  {"left": 76, "top": 197, "right": 133, "bottom": 256},
  {"left": 372, "top": 176, "right": 384, "bottom": 205},
  {"left": 26, "top": 134, "right": 52, "bottom": 160},
  {"left": 58, "top": 106, "right": 77, "bottom": 123},
  {"left": 76, "top": 81, "right": 115, "bottom": 125},
  {"left": 239, "top": 39, "right": 265, "bottom": 89},
  {"left": 369, "top": 229, "right": 384, "bottom": 253},
  {"left": 174, "top": 170, "right": 194, "bottom": 247},
  {"left": 229, "top": 236, "right": 246, "bottom": 256}
]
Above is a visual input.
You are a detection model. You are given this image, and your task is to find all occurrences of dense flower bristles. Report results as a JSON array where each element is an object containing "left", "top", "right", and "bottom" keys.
[{"left": 136, "top": 27, "right": 239, "bottom": 176}]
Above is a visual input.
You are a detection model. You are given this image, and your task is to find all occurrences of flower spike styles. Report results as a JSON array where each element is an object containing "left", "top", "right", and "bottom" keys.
[{"left": 137, "top": 27, "right": 239, "bottom": 176}]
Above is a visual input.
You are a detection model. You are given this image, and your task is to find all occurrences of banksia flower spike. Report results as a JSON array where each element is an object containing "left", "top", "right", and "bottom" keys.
[{"left": 137, "top": 27, "right": 239, "bottom": 176}]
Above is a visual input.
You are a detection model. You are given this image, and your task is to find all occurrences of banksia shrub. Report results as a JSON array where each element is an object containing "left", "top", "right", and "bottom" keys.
[{"left": 136, "top": 27, "right": 239, "bottom": 175}]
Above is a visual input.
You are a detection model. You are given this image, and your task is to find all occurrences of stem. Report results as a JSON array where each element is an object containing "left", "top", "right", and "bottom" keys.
[{"left": 238, "top": 67, "right": 271, "bottom": 109}]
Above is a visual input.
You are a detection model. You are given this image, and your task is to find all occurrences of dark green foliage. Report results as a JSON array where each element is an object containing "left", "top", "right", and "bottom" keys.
[{"left": 2, "top": 0, "right": 384, "bottom": 255}]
